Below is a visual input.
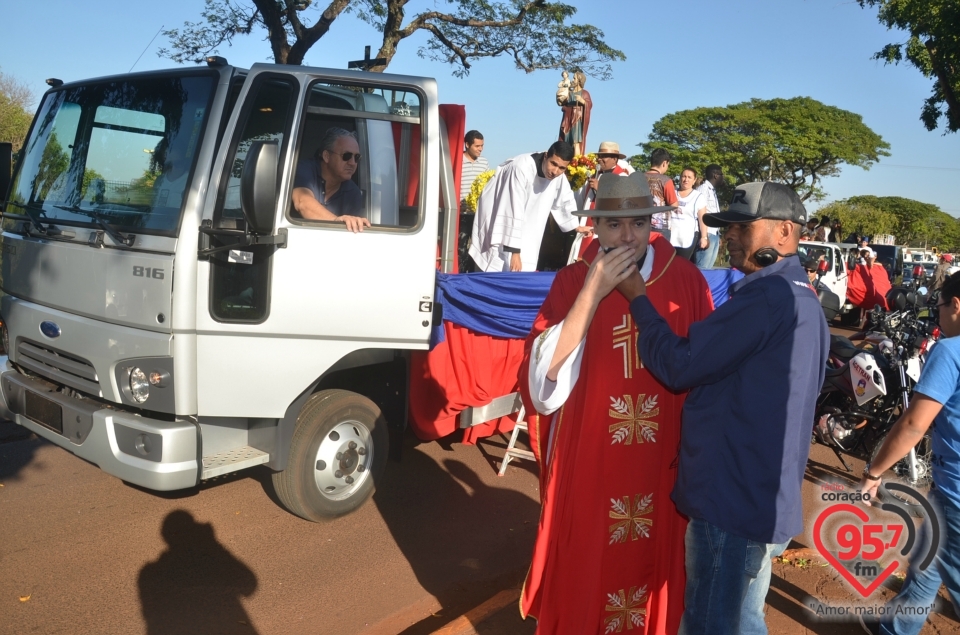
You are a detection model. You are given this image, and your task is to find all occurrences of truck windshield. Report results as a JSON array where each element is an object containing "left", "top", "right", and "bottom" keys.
[{"left": 6, "top": 73, "right": 216, "bottom": 236}]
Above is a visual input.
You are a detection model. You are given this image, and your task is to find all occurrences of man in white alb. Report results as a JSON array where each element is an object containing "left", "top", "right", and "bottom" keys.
[{"left": 469, "top": 141, "right": 589, "bottom": 272}]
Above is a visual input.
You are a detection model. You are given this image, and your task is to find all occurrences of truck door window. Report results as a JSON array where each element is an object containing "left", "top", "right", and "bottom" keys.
[
  {"left": 289, "top": 81, "right": 423, "bottom": 230},
  {"left": 5, "top": 74, "right": 216, "bottom": 236},
  {"left": 209, "top": 75, "right": 297, "bottom": 323}
]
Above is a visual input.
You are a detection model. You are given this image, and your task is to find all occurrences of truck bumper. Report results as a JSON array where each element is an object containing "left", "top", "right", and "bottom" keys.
[{"left": 0, "top": 358, "right": 199, "bottom": 491}]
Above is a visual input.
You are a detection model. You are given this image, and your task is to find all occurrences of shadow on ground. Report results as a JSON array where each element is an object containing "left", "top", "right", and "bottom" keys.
[
  {"left": 373, "top": 433, "right": 541, "bottom": 634},
  {"left": 0, "top": 420, "right": 42, "bottom": 482},
  {"left": 139, "top": 509, "right": 260, "bottom": 635}
]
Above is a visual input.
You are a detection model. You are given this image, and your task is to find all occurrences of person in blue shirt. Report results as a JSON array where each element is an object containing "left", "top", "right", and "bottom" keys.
[
  {"left": 860, "top": 271, "right": 960, "bottom": 635},
  {"left": 291, "top": 127, "right": 368, "bottom": 233},
  {"left": 617, "top": 181, "right": 830, "bottom": 635}
]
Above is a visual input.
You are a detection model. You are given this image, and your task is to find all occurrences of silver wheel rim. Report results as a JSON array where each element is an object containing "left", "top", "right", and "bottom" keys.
[{"left": 313, "top": 419, "right": 374, "bottom": 501}]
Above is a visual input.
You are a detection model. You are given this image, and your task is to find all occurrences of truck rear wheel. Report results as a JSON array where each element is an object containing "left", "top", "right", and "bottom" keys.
[{"left": 273, "top": 389, "right": 388, "bottom": 521}]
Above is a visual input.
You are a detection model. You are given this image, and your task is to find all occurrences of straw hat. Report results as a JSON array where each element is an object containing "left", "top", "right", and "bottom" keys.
[
  {"left": 595, "top": 141, "right": 626, "bottom": 159},
  {"left": 574, "top": 171, "right": 676, "bottom": 217}
]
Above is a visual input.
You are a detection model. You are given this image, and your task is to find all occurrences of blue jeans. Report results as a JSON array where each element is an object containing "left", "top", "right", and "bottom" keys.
[
  {"left": 695, "top": 233, "right": 720, "bottom": 269},
  {"left": 879, "top": 490, "right": 960, "bottom": 634},
  {"left": 679, "top": 518, "right": 790, "bottom": 635}
]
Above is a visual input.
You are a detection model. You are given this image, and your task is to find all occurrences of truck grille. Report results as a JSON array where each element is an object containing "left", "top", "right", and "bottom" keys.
[{"left": 16, "top": 341, "right": 101, "bottom": 397}]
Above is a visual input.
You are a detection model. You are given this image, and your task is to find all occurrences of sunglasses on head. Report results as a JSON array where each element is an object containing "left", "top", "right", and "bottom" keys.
[{"left": 338, "top": 151, "right": 361, "bottom": 162}]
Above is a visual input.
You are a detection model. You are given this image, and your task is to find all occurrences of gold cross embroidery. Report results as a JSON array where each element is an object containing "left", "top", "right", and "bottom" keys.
[
  {"left": 609, "top": 394, "right": 660, "bottom": 445},
  {"left": 612, "top": 314, "right": 643, "bottom": 378},
  {"left": 603, "top": 585, "right": 649, "bottom": 633},
  {"left": 609, "top": 493, "right": 654, "bottom": 544}
]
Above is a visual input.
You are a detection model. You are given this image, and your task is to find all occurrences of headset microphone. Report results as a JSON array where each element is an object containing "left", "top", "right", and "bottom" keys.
[{"left": 753, "top": 247, "right": 796, "bottom": 268}]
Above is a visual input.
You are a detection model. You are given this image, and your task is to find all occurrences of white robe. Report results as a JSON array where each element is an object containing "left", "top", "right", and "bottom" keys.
[{"left": 469, "top": 153, "right": 579, "bottom": 272}]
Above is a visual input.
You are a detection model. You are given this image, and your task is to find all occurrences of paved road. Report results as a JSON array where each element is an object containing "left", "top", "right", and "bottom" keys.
[{"left": 0, "top": 422, "right": 540, "bottom": 635}]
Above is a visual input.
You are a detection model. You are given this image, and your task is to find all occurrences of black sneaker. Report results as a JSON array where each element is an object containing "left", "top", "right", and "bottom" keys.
[{"left": 859, "top": 613, "right": 881, "bottom": 635}]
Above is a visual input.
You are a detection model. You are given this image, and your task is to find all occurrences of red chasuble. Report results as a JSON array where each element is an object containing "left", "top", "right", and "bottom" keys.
[
  {"left": 519, "top": 234, "right": 714, "bottom": 635},
  {"left": 846, "top": 263, "right": 891, "bottom": 310}
]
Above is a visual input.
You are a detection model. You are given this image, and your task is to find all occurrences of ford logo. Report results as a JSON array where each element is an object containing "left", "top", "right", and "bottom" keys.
[{"left": 39, "top": 321, "right": 61, "bottom": 338}]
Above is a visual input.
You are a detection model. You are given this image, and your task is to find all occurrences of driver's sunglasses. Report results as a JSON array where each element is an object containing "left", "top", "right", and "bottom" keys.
[{"left": 339, "top": 151, "right": 362, "bottom": 162}]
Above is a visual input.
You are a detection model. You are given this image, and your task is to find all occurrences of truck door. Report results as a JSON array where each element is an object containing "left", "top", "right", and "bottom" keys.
[{"left": 195, "top": 66, "right": 440, "bottom": 418}]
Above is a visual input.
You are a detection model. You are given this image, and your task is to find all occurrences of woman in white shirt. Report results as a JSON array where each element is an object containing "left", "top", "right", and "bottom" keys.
[{"left": 671, "top": 167, "right": 708, "bottom": 260}]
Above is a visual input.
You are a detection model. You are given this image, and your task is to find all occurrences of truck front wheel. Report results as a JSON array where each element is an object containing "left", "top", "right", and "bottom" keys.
[{"left": 273, "top": 389, "right": 388, "bottom": 521}]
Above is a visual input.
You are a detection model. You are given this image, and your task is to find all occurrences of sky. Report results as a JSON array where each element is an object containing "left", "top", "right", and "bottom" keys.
[{"left": 2, "top": 0, "right": 958, "bottom": 216}]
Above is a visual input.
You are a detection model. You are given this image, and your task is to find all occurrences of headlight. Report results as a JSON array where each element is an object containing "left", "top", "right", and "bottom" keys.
[{"left": 129, "top": 367, "right": 150, "bottom": 403}]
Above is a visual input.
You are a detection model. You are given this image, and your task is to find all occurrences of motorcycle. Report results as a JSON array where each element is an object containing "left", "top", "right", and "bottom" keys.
[{"left": 811, "top": 284, "right": 940, "bottom": 515}]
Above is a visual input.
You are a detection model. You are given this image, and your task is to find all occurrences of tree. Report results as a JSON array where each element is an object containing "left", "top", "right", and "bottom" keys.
[
  {"left": 845, "top": 195, "right": 960, "bottom": 247},
  {"left": 160, "top": 0, "right": 625, "bottom": 78},
  {"left": 815, "top": 200, "right": 898, "bottom": 238},
  {"left": 635, "top": 97, "right": 890, "bottom": 202},
  {"left": 859, "top": 0, "right": 960, "bottom": 133},
  {"left": 0, "top": 69, "right": 34, "bottom": 153}
]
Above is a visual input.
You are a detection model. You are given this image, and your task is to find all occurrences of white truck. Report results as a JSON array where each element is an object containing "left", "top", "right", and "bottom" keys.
[
  {"left": 0, "top": 60, "right": 463, "bottom": 521},
  {"left": 797, "top": 240, "right": 853, "bottom": 315}
]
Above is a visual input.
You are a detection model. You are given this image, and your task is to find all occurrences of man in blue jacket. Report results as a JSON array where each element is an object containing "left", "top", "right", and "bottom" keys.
[{"left": 616, "top": 181, "right": 830, "bottom": 635}]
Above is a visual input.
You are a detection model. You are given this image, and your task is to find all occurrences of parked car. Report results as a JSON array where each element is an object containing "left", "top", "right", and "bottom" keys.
[{"left": 871, "top": 244, "right": 905, "bottom": 283}]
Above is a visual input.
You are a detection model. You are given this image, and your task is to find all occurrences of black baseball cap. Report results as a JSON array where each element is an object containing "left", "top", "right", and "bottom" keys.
[{"left": 703, "top": 181, "right": 808, "bottom": 228}]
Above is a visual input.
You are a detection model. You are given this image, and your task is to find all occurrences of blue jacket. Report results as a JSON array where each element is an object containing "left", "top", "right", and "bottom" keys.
[{"left": 631, "top": 256, "right": 829, "bottom": 543}]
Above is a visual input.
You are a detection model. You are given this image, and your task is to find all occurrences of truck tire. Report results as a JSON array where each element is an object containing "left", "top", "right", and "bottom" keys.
[{"left": 273, "top": 389, "right": 388, "bottom": 521}]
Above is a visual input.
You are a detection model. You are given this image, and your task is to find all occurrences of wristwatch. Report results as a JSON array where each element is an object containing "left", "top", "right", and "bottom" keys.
[{"left": 862, "top": 463, "right": 881, "bottom": 481}]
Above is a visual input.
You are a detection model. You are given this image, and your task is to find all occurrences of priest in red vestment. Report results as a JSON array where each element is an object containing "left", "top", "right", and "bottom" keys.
[
  {"left": 519, "top": 172, "right": 714, "bottom": 634},
  {"left": 847, "top": 249, "right": 892, "bottom": 311}
]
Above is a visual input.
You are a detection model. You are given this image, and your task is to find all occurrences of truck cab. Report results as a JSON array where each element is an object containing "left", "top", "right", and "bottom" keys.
[
  {"left": 797, "top": 241, "right": 849, "bottom": 308},
  {"left": 0, "top": 62, "right": 460, "bottom": 521}
]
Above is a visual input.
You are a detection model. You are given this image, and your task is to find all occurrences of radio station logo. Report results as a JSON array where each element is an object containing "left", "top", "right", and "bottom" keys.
[{"left": 813, "top": 482, "right": 939, "bottom": 598}]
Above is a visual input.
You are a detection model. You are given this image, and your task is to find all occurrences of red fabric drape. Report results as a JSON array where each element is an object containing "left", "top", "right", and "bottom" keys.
[
  {"left": 847, "top": 263, "right": 891, "bottom": 310},
  {"left": 440, "top": 104, "right": 466, "bottom": 272},
  {"left": 408, "top": 322, "right": 525, "bottom": 444}
]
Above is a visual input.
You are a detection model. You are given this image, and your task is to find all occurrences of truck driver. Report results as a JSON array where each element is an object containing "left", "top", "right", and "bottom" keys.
[{"left": 292, "top": 127, "right": 369, "bottom": 233}]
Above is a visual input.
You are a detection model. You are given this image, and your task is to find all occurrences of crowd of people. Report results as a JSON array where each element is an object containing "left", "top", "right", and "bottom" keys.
[
  {"left": 460, "top": 135, "right": 729, "bottom": 272},
  {"left": 455, "top": 132, "right": 960, "bottom": 635}
]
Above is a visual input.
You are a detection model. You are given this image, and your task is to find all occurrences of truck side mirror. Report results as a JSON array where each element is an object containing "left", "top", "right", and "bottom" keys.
[
  {"left": 240, "top": 140, "right": 279, "bottom": 235},
  {"left": 0, "top": 142, "right": 12, "bottom": 206}
]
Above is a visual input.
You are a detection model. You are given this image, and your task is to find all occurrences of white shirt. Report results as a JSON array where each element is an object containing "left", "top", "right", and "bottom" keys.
[
  {"left": 697, "top": 181, "right": 720, "bottom": 236},
  {"left": 671, "top": 190, "right": 704, "bottom": 249}
]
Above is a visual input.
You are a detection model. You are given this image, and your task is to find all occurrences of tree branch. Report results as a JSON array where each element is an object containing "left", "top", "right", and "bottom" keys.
[
  {"left": 924, "top": 37, "right": 960, "bottom": 132},
  {"left": 287, "top": 0, "right": 353, "bottom": 64},
  {"left": 251, "top": 0, "right": 292, "bottom": 63},
  {"left": 401, "top": 0, "right": 544, "bottom": 36}
]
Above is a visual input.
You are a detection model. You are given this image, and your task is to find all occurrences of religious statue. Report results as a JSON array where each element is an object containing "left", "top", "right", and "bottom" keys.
[
  {"left": 558, "top": 70, "right": 592, "bottom": 156},
  {"left": 555, "top": 70, "right": 571, "bottom": 107}
]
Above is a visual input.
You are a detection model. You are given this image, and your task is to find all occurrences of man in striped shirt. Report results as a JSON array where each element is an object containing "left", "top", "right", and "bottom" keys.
[{"left": 460, "top": 130, "right": 489, "bottom": 210}]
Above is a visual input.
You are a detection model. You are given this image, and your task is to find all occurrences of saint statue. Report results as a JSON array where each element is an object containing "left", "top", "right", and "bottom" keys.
[
  {"left": 558, "top": 71, "right": 592, "bottom": 156},
  {"left": 555, "top": 70, "right": 571, "bottom": 107}
]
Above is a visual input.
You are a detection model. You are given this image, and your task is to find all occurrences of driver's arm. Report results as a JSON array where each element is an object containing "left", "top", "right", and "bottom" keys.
[{"left": 292, "top": 187, "right": 338, "bottom": 221}]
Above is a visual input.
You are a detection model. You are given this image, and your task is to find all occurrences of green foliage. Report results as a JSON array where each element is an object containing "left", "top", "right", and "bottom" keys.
[
  {"left": 635, "top": 97, "right": 890, "bottom": 203},
  {"left": 859, "top": 0, "right": 960, "bottom": 133},
  {"left": 815, "top": 200, "right": 899, "bottom": 238},
  {"left": 33, "top": 131, "right": 69, "bottom": 201},
  {"left": 846, "top": 195, "right": 942, "bottom": 244},
  {"left": 0, "top": 69, "right": 34, "bottom": 153},
  {"left": 823, "top": 195, "right": 960, "bottom": 249},
  {"left": 160, "top": 0, "right": 625, "bottom": 78},
  {"left": 80, "top": 168, "right": 105, "bottom": 200}
]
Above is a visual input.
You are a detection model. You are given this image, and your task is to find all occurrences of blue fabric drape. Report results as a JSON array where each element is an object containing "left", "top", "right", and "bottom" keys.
[
  {"left": 431, "top": 268, "right": 743, "bottom": 345},
  {"left": 704, "top": 268, "right": 745, "bottom": 308}
]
